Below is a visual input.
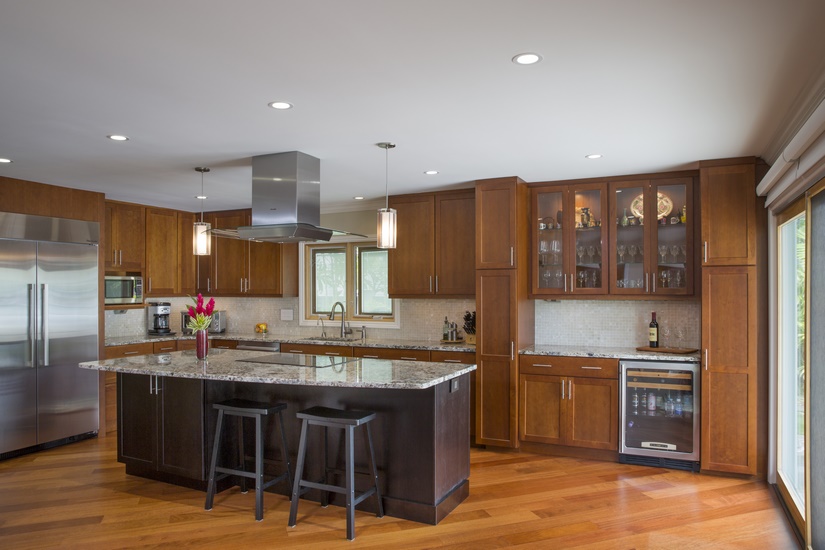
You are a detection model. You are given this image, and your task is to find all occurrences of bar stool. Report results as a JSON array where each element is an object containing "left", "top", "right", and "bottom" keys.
[
  {"left": 288, "top": 405, "right": 384, "bottom": 541},
  {"left": 205, "top": 398, "right": 292, "bottom": 521}
]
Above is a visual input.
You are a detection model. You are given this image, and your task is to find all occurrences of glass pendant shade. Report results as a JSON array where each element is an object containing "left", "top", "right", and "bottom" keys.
[
  {"left": 377, "top": 207, "right": 397, "bottom": 249},
  {"left": 193, "top": 221, "right": 212, "bottom": 256}
]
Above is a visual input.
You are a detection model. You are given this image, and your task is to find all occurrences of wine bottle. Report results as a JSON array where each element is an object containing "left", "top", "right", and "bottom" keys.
[{"left": 648, "top": 312, "right": 659, "bottom": 348}]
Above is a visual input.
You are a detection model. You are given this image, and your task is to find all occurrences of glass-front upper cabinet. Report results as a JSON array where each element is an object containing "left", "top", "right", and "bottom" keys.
[
  {"left": 532, "top": 182, "right": 607, "bottom": 296},
  {"left": 609, "top": 177, "right": 694, "bottom": 296}
]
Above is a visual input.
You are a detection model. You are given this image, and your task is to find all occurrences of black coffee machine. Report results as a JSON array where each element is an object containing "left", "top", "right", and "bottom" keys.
[{"left": 147, "top": 302, "right": 173, "bottom": 335}]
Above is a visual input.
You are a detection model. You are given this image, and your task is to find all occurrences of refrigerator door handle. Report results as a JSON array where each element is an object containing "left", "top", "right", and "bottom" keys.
[
  {"left": 28, "top": 284, "right": 36, "bottom": 367},
  {"left": 41, "top": 283, "right": 50, "bottom": 367}
]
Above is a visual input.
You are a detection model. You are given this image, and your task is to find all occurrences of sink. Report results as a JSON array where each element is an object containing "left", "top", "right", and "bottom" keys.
[{"left": 304, "top": 336, "right": 360, "bottom": 342}]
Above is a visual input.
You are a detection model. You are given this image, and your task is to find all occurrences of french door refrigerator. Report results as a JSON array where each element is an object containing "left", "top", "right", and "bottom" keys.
[{"left": 0, "top": 212, "right": 100, "bottom": 458}]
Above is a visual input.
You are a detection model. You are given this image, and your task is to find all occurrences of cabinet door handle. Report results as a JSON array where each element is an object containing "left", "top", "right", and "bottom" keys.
[
  {"left": 149, "top": 375, "right": 153, "bottom": 395},
  {"left": 561, "top": 378, "right": 565, "bottom": 400},
  {"left": 510, "top": 341, "right": 514, "bottom": 361},
  {"left": 704, "top": 349, "right": 709, "bottom": 370},
  {"left": 651, "top": 273, "right": 655, "bottom": 293},
  {"left": 119, "top": 250, "right": 122, "bottom": 266},
  {"left": 207, "top": 278, "right": 211, "bottom": 293},
  {"left": 435, "top": 275, "right": 439, "bottom": 294},
  {"left": 241, "top": 278, "right": 244, "bottom": 293},
  {"left": 124, "top": 351, "right": 139, "bottom": 355},
  {"left": 510, "top": 246, "right": 514, "bottom": 267},
  {"left": 563, "top": 273, "right": 567, "bottom": 292},
  {"left": 570, "top": 274, "right": 575, "bottom": 293},
  {"left": 568, "top": 379, "right": 573, "bottom": 398},
  {"left": 704, "top": 241, "right": 708, "bottom": 263},
  {"left": 580, "top": 366, "right": 602, "bottom": 370},
  {"left": 429, "top": 276, "right": 433, "bottom": 293},
  {"left": 154, "top": 376, "right": 161, "bottom": 394}
]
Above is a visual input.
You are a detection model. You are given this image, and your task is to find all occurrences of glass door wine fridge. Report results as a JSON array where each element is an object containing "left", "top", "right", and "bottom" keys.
[{"left": 619, "top": 360, "right": 700, "bottom": 471}]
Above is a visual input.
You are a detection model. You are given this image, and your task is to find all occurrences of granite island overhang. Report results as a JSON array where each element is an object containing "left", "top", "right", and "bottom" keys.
[{"left": 80, "top": 349, "right": 476, "bottom": 524}]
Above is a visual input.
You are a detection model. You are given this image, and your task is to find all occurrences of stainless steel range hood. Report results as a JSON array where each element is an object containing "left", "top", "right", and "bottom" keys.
[{"left": 212, "top": 151, "right": 363, "bottom": 243}]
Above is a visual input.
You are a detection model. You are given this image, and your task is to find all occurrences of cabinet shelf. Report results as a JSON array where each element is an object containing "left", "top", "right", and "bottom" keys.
[{"left": 627, "top": 370, "right": 692, "bottom": 380}]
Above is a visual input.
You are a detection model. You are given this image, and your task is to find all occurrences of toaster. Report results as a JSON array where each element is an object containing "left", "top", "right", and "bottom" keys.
[{"left": 181, "top": 310, "right": 227, "bottom": 334}]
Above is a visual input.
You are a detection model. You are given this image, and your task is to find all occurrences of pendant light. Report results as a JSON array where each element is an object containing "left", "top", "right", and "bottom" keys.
[
  {"left": 376, "top": 142, "right": 397, "bottom": 249},
  {"left": 193, "top": 167, "right": 211, "bottom": 256}
]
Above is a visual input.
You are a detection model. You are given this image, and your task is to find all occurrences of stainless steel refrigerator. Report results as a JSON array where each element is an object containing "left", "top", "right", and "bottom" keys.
[{"left": 0, "top": 211, "right": 100, "bottom": 458}]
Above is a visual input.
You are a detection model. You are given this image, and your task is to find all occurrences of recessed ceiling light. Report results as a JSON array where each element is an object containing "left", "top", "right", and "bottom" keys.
[
  {"left": 512, "top": 53, "right": 542, "bottom": 65},
  {"left": 0, "top": 158, "right": 12, "bottom": 163},
  {"left": 353, "top": 196, "right": 365, "bottom": 200},
  {"left": 195, "top": 194, "right": 208, "bottom": 200},
  {"left": 107, "top": 135, "right": 129, "bottom": 141},
  {"left": 268, "top": 101, "right": 293, "bottom": 110},
  {"left": 424, "top": 170, "right": 439, "bottom": 175},
  {"left": 585, "top": 153, "right": 603, "bottom": 159}
]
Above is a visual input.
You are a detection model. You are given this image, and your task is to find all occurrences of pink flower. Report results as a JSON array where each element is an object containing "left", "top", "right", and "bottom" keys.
[{"left": 187, "top": 294, "right": 216, "bottom": 331}]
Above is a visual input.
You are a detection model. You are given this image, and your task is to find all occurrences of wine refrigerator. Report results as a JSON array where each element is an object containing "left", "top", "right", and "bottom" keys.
[{"left": 619, "top": 360, "right": 700, "bottom": 471}]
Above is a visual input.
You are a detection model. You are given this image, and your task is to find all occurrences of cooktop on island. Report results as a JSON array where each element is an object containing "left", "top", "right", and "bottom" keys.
[{"left": 237, "top": 352, "right": 356, "bottom": 368}]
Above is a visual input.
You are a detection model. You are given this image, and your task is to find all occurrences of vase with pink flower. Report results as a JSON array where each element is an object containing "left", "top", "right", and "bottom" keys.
[{"left": 187, "top": 294, "right": 216, "bottom": 359}]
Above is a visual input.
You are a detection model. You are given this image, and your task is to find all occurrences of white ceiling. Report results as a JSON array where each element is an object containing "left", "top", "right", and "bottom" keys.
[{"left": 2, "top": 0, "right": 825, "bottom": 213}]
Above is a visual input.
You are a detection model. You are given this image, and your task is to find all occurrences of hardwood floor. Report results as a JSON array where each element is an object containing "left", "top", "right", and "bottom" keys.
[{"left": 0, "top": 436, "right": 798, "bottom": 549}]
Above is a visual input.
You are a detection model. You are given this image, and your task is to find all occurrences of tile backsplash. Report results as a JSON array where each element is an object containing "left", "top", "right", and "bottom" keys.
[{"left": 107, "top": 297, "right": 700, "bottom": 350}]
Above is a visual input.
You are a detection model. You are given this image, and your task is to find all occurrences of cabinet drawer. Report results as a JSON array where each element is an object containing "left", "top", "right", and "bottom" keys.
[
  {"left": 520, "top": 355, "right": 618, "bottom": 379},
  {"left": 430, "top": 350, "right": 476, "bottom": 364},
  {"left": 104, "top": 342, "right": 154, "bottom": 359},
  {"left": 281, "top": 343, "right": 353, "bottom": 356},
  {"left": 210, "top": 339, "right": 237, "bottom": 350},
  {"left": 352, "top": 347, "right": 430, "bottom": 361},
  {"left": 177, "top": 339, "right": 197, "bottom": 351},
  {"left": 152, "top": 340, "right": 178, "bottom": 353}
]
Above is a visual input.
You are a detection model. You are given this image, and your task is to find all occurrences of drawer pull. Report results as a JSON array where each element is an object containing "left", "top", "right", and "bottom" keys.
[
  {"left": 400, "top": 356, "right": 418, "bottom": 361},
  {"left": 580, "top": 366, "right": 602, "bottom": 370},
  {"left": 362, "top": 355, "right": 379, "bottom": 359},
  {"left": 533, "top": 363, "right": 553, "bottom": 367},
  {"left": 158, "top": 346, "right": 174, "bottom": 351},
  {"left": 124, "top": 351, "right": 139, "bottom": 355},
  {"left": 325, "top": 352, "right": 340, "bottom": 356},
  {"left": 443, "top": 359, "right": 461, "bottom": 363},
  {"left": 287, "top": 349, "right": 304, "bottom": 353}
]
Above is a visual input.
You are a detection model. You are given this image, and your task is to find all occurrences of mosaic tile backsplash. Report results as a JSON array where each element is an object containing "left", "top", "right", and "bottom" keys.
[{"left": 107, "top": 297, "right": 700, "bottom": 350}]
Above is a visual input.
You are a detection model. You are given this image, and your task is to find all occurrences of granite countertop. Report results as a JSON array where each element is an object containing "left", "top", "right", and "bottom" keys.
[
  {"left": 520, "top": 344, "right": 701, "bottom": 362},
  {"left": 80, "top": 348, "right": 476, "bottom": 390},
  {"left": 104, "top": 333, "right": 476, "bottom": 353}
]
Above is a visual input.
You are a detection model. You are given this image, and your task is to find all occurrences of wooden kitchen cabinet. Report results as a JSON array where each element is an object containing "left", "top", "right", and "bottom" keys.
[
  {"left": 475, "top": 177, "right": 527, "bottom": 269},
  {"left": 388, "top": 189, "right": 475, "bottom": 298},
  {"left": 701, "top": 265, "right": 759, "bottom": 474},
  {"left": 209, "top": 339, "right": 237, "bottom": 350},
  {"left": 104, "top": 200, "right": 145, "bottom": 271},
  {"left": 531, "top": 182, "right": 608, "bottom": 296},
  {"left": 178, "top": 211, "right": 197, "bottom": 296},
  {"left": 609, "top": 176, "right": 696, "bottom": 297},
  {"left": 118, "top": 373, "right": 232, "bottom": 483},
  {"left": 519, "top": 355, "right": 619, "bottom": 451},
  {"left": 152, "top": 340, "right": 178, "bottom": 353},
  {"left": 199, "top": 209, "right": 297, "bottom": 297},
  {"left": 145, "top": 207, "right": 180, "bottom": 296},
  {"left": 700, "top": 161, "right": 757, "bottom": 266},
  {"left": 104, "top": 342, "right": 154, "bottom": 359},
  {"left": 352, "top": 346, "right": 430, "bottom": 361}
]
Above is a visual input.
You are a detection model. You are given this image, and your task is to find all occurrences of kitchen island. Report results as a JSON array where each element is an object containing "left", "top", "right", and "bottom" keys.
[{"left": 79, "top": 349, "right": 474, "bottom": 524}]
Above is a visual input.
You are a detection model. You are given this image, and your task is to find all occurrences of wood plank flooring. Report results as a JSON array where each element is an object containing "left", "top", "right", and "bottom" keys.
[{"left": 0, "top": 436, "right": 798, "bottom": 549}]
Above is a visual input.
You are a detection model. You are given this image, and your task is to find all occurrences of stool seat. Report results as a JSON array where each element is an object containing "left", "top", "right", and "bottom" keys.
[
  {"left": 288, "top": 405, "right": 383, "bottom": 541},
  {"left": 205, "top": 398, "right": 292, "bottom": 521},
  {"left": 296, "top": 405, "right": 376, "bottom": 425}
]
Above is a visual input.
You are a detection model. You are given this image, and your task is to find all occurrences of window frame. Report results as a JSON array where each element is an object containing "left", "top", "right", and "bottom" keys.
[{"left": 299, "top": 238, "right": 400, "bottom": 329}]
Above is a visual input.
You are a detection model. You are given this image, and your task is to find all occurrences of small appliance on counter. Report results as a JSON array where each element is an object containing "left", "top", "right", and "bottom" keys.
[
  {"left": 147, "top": 302, "right": 173, "bottom": 335},
  {"left": 181, "top": 310, "right": 227, "bottom": 334}
]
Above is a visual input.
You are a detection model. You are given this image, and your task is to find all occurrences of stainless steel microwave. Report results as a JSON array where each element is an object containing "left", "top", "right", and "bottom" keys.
[{"left": 104, "top": 275, "right": 143, "bottom": 305}]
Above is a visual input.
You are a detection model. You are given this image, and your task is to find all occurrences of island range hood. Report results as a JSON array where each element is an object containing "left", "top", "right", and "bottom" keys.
[{"left": 211, "top": 151, "right": 363, "bottom": 243}]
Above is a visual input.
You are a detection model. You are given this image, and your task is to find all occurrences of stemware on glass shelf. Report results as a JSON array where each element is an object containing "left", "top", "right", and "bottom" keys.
[
  {"left": 550, "top": 240, "right": 561, "bottom": 264},
  {"left": 617, "top": 244, "right": 626, "bottom": 263},
  {"left": 628, "top": 244, "right": 638, "bottom": 262},
  {"left": 658, "top": 245, "right": 668, "bottom": 262},
  {"left": 577, "top": 271, "right": 587, "bottom": 288},
  {"left": 587, "top": 245, "right": 596, "bottom": 263},
  {"left": 576, "top": 245, "right": 585, "bottom": 264},
  {"left": 670, "top": 245, "right": 680, "bottom": 262}
]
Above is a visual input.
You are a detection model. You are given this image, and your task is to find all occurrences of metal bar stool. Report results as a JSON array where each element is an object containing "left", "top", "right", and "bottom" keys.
[
  {"left": 288, "top": 405, "right": 384, "bottom": 541},
  {"left": 205, "top": 398, "right": 292, "bottom": 521}
]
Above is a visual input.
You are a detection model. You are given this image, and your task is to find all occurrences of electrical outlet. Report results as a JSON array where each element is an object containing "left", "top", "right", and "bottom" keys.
[{"left": 450, "top": 378, "right": 459, "bottom": 392}]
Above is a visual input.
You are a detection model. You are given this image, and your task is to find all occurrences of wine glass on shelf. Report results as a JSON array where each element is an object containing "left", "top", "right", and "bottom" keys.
[
  {"left": 587, "top": 245, "right": 595, "bottom": 263},
  {"left": 680, "top": 244, "right": 687, "bottom": 262},
  {"left": 550, "top": 239, "right": 561, "bottom": 264},
  {"left": 628, "top": 244, "right": 638, "bottom": 263},
  {"left": 554, "top": 269, "right": 562, "bottom": 288},
  {"left": 542, "top": 268, "right": 552, "bottom": 287},
  {"left": 577, "top": 271, "right": 587, "bottom": 288},
  {"left": 617, "top": 244, "right": 626, "bottom": 263},
  {"left": 658, "top": 245, "right": 668, "bottom": 263},
  {"left": 576, "top": 245, "right": 585, "bottom": 265},
  {"left": 670, "top": 245, "right": 680, "bottom": 262}
]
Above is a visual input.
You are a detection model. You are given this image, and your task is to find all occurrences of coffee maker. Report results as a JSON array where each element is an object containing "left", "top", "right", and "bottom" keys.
[{"left": 147, "top": 302, "right": 173, "bottom": 335}]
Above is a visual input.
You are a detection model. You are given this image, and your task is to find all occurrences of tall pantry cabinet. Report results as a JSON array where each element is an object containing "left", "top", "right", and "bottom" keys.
[
  {"left": 699, "top": 158, "right": 768, "bottom": 476},
  {"left": 474, "top": 177, "right": 534, "bottom": 448}
]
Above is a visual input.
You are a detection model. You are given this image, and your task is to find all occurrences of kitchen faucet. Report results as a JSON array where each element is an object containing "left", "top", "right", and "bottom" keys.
[{"left": 329, "top": 302, "right": 351, "bottom": 339}]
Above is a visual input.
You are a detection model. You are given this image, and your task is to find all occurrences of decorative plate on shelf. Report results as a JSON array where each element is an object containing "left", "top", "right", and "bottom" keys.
[{"left": 630, "top": 192, "right": 673, "bottom": 220}]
